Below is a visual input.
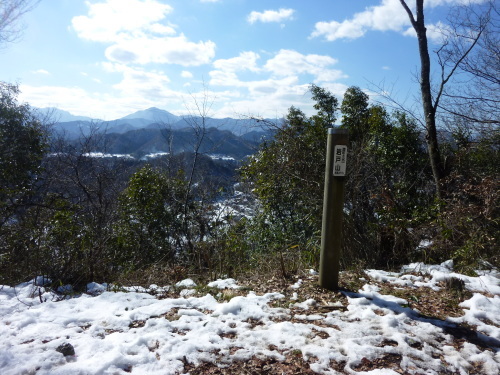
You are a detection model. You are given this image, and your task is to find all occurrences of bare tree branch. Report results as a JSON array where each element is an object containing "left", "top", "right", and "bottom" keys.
[
  {"left": 0, "top": 0, "right": 39, "bottom": 47},
  {"left": 438, "top": 0, "right": 499, "bottom": 127}
]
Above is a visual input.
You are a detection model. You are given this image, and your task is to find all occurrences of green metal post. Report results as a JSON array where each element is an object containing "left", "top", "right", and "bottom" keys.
[{"left": 319, "top": 127, "right": 349, "bottom": 290}]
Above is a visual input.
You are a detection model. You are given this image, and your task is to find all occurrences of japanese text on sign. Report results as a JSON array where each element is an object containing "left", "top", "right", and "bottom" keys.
[{"left": 333, "top": 145, "right": 347, "bottom": 176}]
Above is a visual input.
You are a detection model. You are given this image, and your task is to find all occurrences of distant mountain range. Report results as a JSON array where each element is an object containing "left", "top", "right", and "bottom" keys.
[
  {"left": 36, "top": 107, "right": 98, "bottom": 123},
  {"left": 37, "top": 107, "right": 275, "bottom": 160}
]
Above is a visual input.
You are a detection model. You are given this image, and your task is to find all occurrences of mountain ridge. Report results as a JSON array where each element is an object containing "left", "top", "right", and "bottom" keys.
[
  {"left": 118, "top": 107, "right": 180, "bottom": 124},
  {"left": 41, "top": 107, "right": 274, "bottom": 161},
  {"left": 36, "top": 107, "right": 100, "bottom": 123},
  {"left": 41, "top": 106, "right": 273, "bottom": 137}
]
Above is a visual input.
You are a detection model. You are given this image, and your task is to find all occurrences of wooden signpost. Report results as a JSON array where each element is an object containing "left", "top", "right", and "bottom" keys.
[{"left": 319, "top": 127, "right": 349, "bottom": 290}]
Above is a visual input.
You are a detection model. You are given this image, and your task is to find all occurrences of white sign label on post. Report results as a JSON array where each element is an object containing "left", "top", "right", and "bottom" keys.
[{"left": 333, "top": 145, "right": 347, "bottom": 176}]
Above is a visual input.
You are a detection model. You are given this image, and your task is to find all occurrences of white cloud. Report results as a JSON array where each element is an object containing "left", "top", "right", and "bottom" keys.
[
  {"left": 426, "top": 0, "right": 488, "bottom": 6},
  {"left": 213, "top": 51, "right": 261, "bottom": 72},
  {"left": 20, "top": 62, "right": 187, "bottom": 120},
  {"left": 181, "top": 71, "right": 193, "bottom": 79},
  {"left": 310, "top": 0, "right": 489, "bottom": 41},
  {"left": 214, "top": 81, "right": 349, "bottom": 120},
  {"left": 247, "top": 8, "right": 295, "bottom": 24},
  {"left": 105, "top": 34, "right": 216, "bottom": 66},
  {"left": 19, "top": 84, "right": 116, "bottom": 119},
  {"left": 80, "top": 72, "right": 102, "bottom": 84},
  {"left": 246, "top": 76, "right": 300, "bottom": 96},
  {"left": 207, "top": 50, "right": 348, "bottom": 118},
  {"left": 311, "top": 20, "right": 366, "bottom": 41},
  {"left": 72, "top": 0, "right": 174, "bottom": 42},
  {"left": 72, "top": 0, "right": 215, "bottom": 66},
  {"left": 102, "top": 63, "right": 173, "bottom": 97},
  {"left": 20, "top": 79, "right": 348, "bottom": 121},
  {"left": 31, "top": 69, "right": 50, "bottom": 75},
  {"left": 402, "top": 20, "right": 451, "bottom": 44},
  {"left": 311, "top": 0, "right": 408, "bottom": 41},
  {"left": 213, "top": 81, "right": 309, "bottom": 119},
  {"left": 209, "top": 50, "right": 346, "bottom": 90},
  {"left": 19, "top": 79, "right": 182, "bottom": 121},
  {"left": 209, "top": 70, "right": 242, "bottom": 87},
  {"left": 264, "top": 49, "right": 346, "bottom": 83},
  {"left": 147, "top": 23, "right": 176, "bottom": 35},
  {"left": 425, "top": 21, "right": 453, "bottom": 43},
  {"left": 179, "top": 88, "right": 240, "bottom": 117}
]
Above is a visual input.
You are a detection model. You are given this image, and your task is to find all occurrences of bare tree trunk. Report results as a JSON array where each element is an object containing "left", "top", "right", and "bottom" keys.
[
  {"left": 180, "top": 88, "right": 214, "bottom": 254},
  {"left": 400, "top": 0, "right": 444, "bottom": 198}
]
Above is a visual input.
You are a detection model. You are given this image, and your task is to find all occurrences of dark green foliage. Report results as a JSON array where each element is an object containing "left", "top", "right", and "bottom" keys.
[
  {"left": 0, "top": 82, "right": 47, "bottom": 226},
  {"left": 241, "top": 106, "right": 331, "bottom": 264},
  {"left": 241, "top": 85, "right": 433, "bottom": 270},
  {"left": 0, "top": 83, "right": 51, "bottom": 284},
  {"left": 340, "top": 86, "right": 370, "bottom": 143},
  {"left": 115, "top": 165, "right": 187, "bottom": 267},
  {"left": 340, "top": 88, "right": 432, "bottom": 267},
  {"left": 0, "top": 194, "right": 87, "bottom": 286},
  {"left": 310, "top": 84, "right": 338, "bottom": 125},
  {"left": 450, "top": 127, "right": 499, "bottom": 179},
  {"left": 239, "top": 85, "right": 340, "bottom": 268}
]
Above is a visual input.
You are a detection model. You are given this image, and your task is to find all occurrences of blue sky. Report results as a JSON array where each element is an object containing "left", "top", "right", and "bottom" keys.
[{"left": 0, "top": 0, "right": 476, "bottom": 120}]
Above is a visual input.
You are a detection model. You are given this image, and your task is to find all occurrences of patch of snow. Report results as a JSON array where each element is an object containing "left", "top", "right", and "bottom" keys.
[
  {"left": 82, "top": 152, "right": 134, "bottom": 159},
  {"left": 180, "top": 289, "right": 196, "bottom": 297},
  {"left": 366, "top": 260, "right": 500, "bottom": 295},
  {"left": 34, "top": 276, "right": 52, "bottom": 286},
  {"left": 175, "top": 278, "right": 197, "bottom": 288},
  {"left": 1, "top": 262, "right": 499, "bottom": 374},
  {"left": 207, "top": 154, "right": 235, "bottom": 161},
  {"left": 86, "top": 282, "right": 108, "bottom": 295},
  {"left": 294, "top": 298, "right": 317, "bottom": 310},
  {"left": 417, "top": 239, "right": 433, "bottom": 249},
  {"left": 207, "top": 278, "right": 241, "bottom": 289},
  {"left": 448, "top": 294, "right": 500, "bottom": 340},
  {"left": 56, "top": 284, "right": 73, "bottom": 294},
  {"left": 141, "top": 152, "right": 169, "bottom": 160},
  {"left": 290, "top": 279, "right": 303, "bottom": 289}
]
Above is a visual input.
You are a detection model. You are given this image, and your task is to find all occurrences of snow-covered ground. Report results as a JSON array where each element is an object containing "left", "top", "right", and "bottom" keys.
[
  {"left": 211, "top": 189, "right": 257, "bottom": 223},
  {"left": 1, "top": 261, "right": 499, "bottom": 375}
]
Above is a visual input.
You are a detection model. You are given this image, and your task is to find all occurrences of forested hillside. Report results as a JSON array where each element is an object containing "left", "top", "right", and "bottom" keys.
[{"left": 1, "top": 81, "right": 498, "bottom": 288}]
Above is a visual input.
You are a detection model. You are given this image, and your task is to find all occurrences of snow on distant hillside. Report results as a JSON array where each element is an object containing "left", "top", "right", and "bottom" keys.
[{"left": 1, "top": 262, "right": 499, "bottom": 374}]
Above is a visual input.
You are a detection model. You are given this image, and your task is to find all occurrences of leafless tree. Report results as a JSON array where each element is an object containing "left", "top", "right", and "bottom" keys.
[
  {"left": 398, "top": 0, "right": 491, "bottom": 198},
  {"left": 47, "top": 124, "right": 134, "bottom": 281},
  {"left": 438, "top": 1, "right": 499, "bottom": 131},
  {"left": 0, "top": 0, "right": 39, "bottom": 46},
  {"left": 179, "top": 87, "right": 216, "bottom": 256}
]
